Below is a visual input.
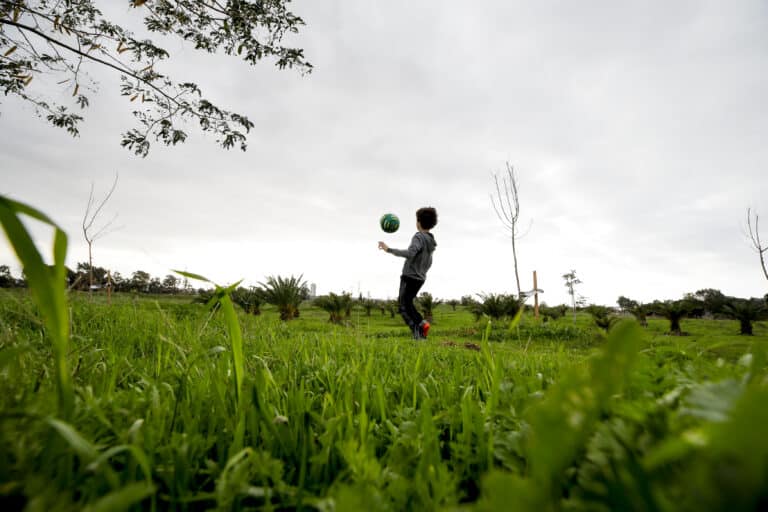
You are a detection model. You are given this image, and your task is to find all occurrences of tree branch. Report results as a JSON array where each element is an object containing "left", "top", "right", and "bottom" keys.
[
  {"left": 1, "top": 18, "right": 184, "bottom": 112},
  {"left": 746, "top": 208, "right": 768, "bottom": 283}
]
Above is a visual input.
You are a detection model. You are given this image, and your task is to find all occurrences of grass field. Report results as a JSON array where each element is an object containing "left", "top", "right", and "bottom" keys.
[{"left": 1, "top": 290, "right": 767, "bottom": 511}]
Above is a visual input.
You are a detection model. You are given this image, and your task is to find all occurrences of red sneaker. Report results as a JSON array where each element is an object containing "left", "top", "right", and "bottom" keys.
[{"left": 421, "top": 321, "right": 431, "bottom": 338}]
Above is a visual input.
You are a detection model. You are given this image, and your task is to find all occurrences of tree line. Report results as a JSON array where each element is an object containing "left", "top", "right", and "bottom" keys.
[{"left": 0, "top": 262, "right": 197, "bottom": 294}]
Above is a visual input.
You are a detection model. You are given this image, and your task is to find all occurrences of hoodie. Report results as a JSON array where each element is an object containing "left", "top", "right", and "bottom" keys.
[{"left": 387, "top": 231, "right": 437, "bottom": 281}]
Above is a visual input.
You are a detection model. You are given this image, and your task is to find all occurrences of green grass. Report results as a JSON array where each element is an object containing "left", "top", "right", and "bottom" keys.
[{"left": 1, "top": 289, "right": 767, "bottom": 511}]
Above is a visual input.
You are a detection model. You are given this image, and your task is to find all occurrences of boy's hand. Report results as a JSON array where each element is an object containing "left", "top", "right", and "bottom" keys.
[{"left": 378, "top": 241, "right": 389, "bottom": 251}]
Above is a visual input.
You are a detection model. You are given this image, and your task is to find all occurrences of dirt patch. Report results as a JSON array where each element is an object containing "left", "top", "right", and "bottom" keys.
[{"left": 440, "top": 340, "right": 481, "bottom": 351}]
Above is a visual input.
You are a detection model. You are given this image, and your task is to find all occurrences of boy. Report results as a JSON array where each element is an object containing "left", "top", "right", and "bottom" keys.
[{"left": 378, "top": 207, "right": 438, "bottom": 340}]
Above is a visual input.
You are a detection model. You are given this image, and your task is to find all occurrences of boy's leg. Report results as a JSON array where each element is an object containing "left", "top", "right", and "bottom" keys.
[{"left": 398, "top": 276, "right": 424, "bottom": 334}]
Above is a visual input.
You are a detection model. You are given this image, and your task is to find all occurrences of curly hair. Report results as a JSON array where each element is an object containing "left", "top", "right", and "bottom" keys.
[{"left": 416, "top": 207, "right": 438, "bottom": 230}]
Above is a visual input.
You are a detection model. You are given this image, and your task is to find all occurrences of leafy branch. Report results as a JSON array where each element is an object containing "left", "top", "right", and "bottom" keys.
[{"left": 0, "top": 0, "right": 311, "bottom": 156}]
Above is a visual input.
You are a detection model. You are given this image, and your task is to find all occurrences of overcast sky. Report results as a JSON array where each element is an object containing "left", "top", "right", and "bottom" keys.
[{"left": 2, "top": 0, "right": 767, "bottom": 306}]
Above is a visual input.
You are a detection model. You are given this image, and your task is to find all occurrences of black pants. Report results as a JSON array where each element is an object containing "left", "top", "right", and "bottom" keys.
[{"left": 398, "top": 275, "right": 425, "bottom": 331}]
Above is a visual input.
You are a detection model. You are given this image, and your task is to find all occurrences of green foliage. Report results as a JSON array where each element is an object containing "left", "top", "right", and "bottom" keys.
[
  {"left": 359, "top": 297, "right": 377, "bottom": 317},
  {"left": 628, "top": 302, "right": 648, "bottom": 327},
  {"left": 531, "top": 321, "right": 642, "bottom": 501},
  {"left": 0, "top": 263, "right": 21, "bottom": 287},
  {"left": 446, "top": 299, "right": 460, "bottom": 311},
  {"left": 0, "top": 293, "right": 767, "bottom": 509},
  {"left": 230, "top": 286, "right": 264, "bottom": 315},
  {"left": 314, "top": 292, "right": 353, "bottom": 324},
  {"left": 416, "top": 291, "right": 442, "bottom": 322},
  {"left": 652, "top": 299, "right": 690, "bottom": 335},
  {"left": 470, "top": 293, "right": 522, "bottom": 321},
  {"left": 259, "top": 274, "right": 308, "bottom": 321},
  {"left": 722, "top": 298, "right": 767, "bottom": 335},
  {"left": 586, "top": 304, "right": 617, "bottom": 332},
  {"left": 692, "top": 288, "right": 729, "bottom": 316},
  {"left": 617, "top": 295, "right": 638, "bottom": 312},
  {"left": 617, "top": 297, "right": 649, "bottom": 326},
  {"left": 0, "top": 0, "right": 311, "bottom": 156},
  {"left": 174, "top": 271, "right": 245, "bottom": 404},
  {"left": 0, "top": 194, "right": 73, "bottom": 417},
  {"left": 539, "top": 304, "right": 567, "bottom": 322},
  {"left": 3, "top": 198, "right": 768, "bottom": 509},
  {"left": 386, "top": 299, "right": 398, "bottom": 318}
]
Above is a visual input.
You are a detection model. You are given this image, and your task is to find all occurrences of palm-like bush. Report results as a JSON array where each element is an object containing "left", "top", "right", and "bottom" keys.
[
  {"left": 539, "top": 304, "right": 571, "bottom": 323},
  {"left": 230, "top": 286, "right": 263, "bottom": 315},
  {"left": 628, "top": 303, "right": 648, "bottom": 327},
  {"left": 722, "top": 299, "right": 767, "bottom": 335},
  {"left": 359, "top": 297, "right": 377, "bottom": 317},
  {"left": 586, "top": 305, "right": 617, "bottom": 332},
  {"left": 314, "top": 292, "right": 353, "bottom": 324},
  {"left": 470, "top": 293, "right": 522, "bottom": 321},
  {"left": 417, "top": 292, "right": 442, "bottom": 322},
  {"left": 192, "top": 288, "right": 218, "bottom": 309},
  {"left": 654, "top": 300, "right": 689, "bottom": 335},
  {"left": 386, "top": 300, "right": 398, "bottom": 319},
  {"left": 446, "top": 299, "right": 460, "bottom": 311},
  {"left": 259, "top": 274, "right": 308, "bottom": 321},
  {"left": 197, "top": 286, "right": 263, "bottom": 315}
]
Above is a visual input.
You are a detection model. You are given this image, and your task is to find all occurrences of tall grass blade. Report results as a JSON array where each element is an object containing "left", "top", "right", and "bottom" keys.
[
  {"left": 0, "top": 195, "right": 73, "bottom": 416},
  {"left": 47, "top": 417, "right": 98, "bottom": 461},
  {"left": 173, "top": 270, "right": 246, "bottom": 451},
  {"left": 82, "top": 482, "right": 156, "bottom": 512}
]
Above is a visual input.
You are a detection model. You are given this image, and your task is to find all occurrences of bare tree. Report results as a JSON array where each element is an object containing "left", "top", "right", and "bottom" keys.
[
  {"left": 490, "top": 162, "right": 529, "bottom": 298},
  {"left": 562, "top": 270, "right": 582, "bottom": 325},
  {"left": 746, "top": 208, "right": 768, "bottom": 284},
  {"left": 82, "top": 173, "right": 119, "bottom": 291}
]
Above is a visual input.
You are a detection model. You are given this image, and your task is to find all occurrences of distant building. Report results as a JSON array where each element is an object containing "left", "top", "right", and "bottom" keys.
[{"left": 310, "top": 283, "right": 317, "bottom": 298}]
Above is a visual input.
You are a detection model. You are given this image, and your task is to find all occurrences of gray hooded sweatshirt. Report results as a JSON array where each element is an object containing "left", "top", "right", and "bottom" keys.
[{"left": 387, "top": 231, "right": 437, "bottom": 281}]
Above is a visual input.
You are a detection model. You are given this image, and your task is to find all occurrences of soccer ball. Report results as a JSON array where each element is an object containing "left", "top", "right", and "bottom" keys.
[{"left": 380, "top": 213, "right": 400, "bottom": 233}]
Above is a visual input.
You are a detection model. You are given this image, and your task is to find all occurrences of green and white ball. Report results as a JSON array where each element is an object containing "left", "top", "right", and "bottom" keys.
[{"left": 380, "top": 213, "right": 400, "bottom": 233}]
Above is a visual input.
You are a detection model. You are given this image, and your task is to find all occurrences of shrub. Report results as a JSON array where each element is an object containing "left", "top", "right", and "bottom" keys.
[
  {"left": 628, "top": 303, "right": 648, "bottom": 327},
  {"left": 539, "top": 304, "right": 565, "bottom": 322},
  {"left": 230, "top": 286, "right": 263, "bottom": 315},
  {"left": 359, "top": 297, "right": 377, "bottom": 317},
  {"left": 722, "top": 298, "right": 767, "bottom": 335},
  {"left": 315, "top": 292, "right": 353, "bottom": 324},
  {"left": 386, "top": 300, "right": 398, "bottom": 318},
  {"left": 586, "top": 305, "right": 617, "bottom": 332},
  {"left": 417, "top": 292, "right": 442, "bottom": 322},
  {"left": 652, "top": 300, "right": 689, "bottom": 335},
  {"left": 471, "top": 293, "right": 522, "bottom": 321},
  {"left": 192, "top": 288, "right": 218, "bottom": 309},
  {"left": 259, "top": 274, "right": 308, "bottom": 321}
]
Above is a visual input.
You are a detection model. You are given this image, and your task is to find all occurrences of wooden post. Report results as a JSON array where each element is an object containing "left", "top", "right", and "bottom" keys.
[{"left": 533, "top": 270, "right": 539, "bottom": 319}]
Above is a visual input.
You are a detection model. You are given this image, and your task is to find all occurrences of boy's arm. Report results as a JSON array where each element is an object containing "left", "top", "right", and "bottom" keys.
[{"left": 385, "top": 234, "right": 423, "bottom": 258}]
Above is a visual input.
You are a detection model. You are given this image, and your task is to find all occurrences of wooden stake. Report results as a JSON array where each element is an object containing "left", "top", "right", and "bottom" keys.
[{"left": 533, "top": 270, "right": 539, "bottom": 319}]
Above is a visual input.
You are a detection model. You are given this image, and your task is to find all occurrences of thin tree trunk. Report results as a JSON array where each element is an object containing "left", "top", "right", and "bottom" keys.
[
  {"left": 511, "top": 234, "right": 521, "bottom": 298},
  {"left": 570, "top": 289, "right": 576, "bottom": 325},
  {"left": 88, "top": 241, "right": 93, "bottom": 296}
]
